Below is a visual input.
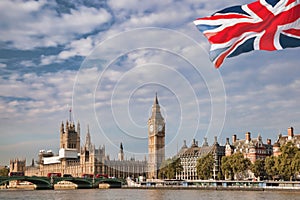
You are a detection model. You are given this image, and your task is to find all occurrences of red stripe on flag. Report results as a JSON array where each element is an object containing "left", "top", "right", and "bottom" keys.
[
  {"left": 207, "top": 2, "right": 300, "bottom": 49},
  {"left": 283, "top": 29, "right": 300, "bottom": 37},
  {"left": 286, "top": 0, "right": 297, "bottom": 6},
  {"left": 215, "top": 37, "right": 245, "bottom": 68},
  {"left": 247, "top": 1, "right": 272, "bottom": 20},
  {"left": 198, "top": 14, "right": 250, "bottom": 21}
]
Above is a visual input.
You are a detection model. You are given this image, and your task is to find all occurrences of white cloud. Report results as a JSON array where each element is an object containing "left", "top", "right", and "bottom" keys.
[
  {"left": 0, "top": 63, "right": 7, "bottom": 68},
  {"left": 58, "top": 37, "right": 94, "bottom": 60},
  {"left": 0, "top": 0, "right": 112, "bottom": 50},
  {"left": 222, "top": 53, "right": 300, "bottom": 139},
  {"left": 40, "top": 55, "right": 59, "bottom": 66},
  {"left": 20, "top": 60, "right": 36, "bottom": 67},
  {"left": 1, "top": 0, "right": 300, "bottom": 164},
  {"left": 0, "top": 70, "right": 78, "bottom": 122}
]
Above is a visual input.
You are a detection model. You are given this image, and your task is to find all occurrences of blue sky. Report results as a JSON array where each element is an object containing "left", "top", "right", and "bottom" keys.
[{"left": 0, "top": 0, "right": 299, "bottom": 166}]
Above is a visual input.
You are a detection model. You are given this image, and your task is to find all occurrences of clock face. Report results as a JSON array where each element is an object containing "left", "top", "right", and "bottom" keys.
[
  {"left": 149, "top": 124, "right": 154, "bottom": 132},
  {"left": 158, "top": 124, "right": 163, "bottom": 131}
]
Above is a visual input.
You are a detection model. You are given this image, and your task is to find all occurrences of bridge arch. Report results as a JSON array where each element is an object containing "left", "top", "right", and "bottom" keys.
[
  {"left": 0, "top": 176, "right": 52, "bottom": 189},
  {"left": 53, "top": 177, "right": 93, "bottom": 189},
  {"left": 0, "top": 177, "right": 122, "bottom": 189}
]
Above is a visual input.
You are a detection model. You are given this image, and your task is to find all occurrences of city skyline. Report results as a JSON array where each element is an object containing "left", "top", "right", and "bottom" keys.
[{"left": 1, "top": 0, "right": 300, "bottom": 166}]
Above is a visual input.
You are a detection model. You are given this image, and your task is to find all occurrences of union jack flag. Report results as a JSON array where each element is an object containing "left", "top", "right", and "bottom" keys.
[{"left": 194, "top": 0, "right": 300, "bottom": 68}]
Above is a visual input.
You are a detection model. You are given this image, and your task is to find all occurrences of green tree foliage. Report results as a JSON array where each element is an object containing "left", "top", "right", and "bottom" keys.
[
  {"left": 278, "top": 142, "right": 299, "bottom": 180},
  {"left": 251, "top": 159, "right": 266, "bottom": 180},
  {"left": 221, "top": 152, "right": 251, "bottom": 180},
  {"left": 196, "top": 153, "right": 214, "bottom": 180},
  {"left": 221, "top": 156, "right": 233, "bottom": 180},
  {"left": 172, "top": 157, "right": 183, "bottom": 178},
  {"left": 265, "top": 155, "right": 279, "bottom": 180},
  {"left": 158, "top": 157, "right": 183, "bottom": 179},
  {"left": 232, "top": 152, "right": 251, "bottom": 179},
  {"left": 281, "top": 141, "right": 298, "bottom": 157},
  {"left": 264, "top": 142, "right": 300, "bottom": 181},
  {"left": 291, "top": 151, "right": 300, "bottom": 179},
  {"left": 0, "top": 167, "right": 9, "bottom": 176}
]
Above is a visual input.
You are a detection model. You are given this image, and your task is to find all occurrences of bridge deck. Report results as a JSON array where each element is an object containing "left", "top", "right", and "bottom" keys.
[{"left": 0, "top": 176, "right": 122, "bottom": 189}]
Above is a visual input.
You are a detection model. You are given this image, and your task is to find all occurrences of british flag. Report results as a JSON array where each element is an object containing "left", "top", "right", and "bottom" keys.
[{"left": 194, "top": 0, "right": 300, "bottom": 68}]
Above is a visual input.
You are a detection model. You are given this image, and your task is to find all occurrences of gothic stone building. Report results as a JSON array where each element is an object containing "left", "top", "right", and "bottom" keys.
[
  {"left": 147, "top": 94, "right": 165, "bottom": 179},
  {"left": 24, "top": 120, "right": 147, "bottom": 178},
  {"left": 17, "top": 95, "right": 166, "bottom": 179}
]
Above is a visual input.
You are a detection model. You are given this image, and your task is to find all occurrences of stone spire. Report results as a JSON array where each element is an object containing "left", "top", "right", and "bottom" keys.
[
  {"left": 118, "top": 142, "right": 124, "bottom": 161},
  {"left": 150, "top": 93, "right": 163, "bottom": 120},
  {"left": 85, "top": 125, "right": 91, "bottom": 150},
  {"left": 155, "top": 92, "right": 159, "bottom": 105}
]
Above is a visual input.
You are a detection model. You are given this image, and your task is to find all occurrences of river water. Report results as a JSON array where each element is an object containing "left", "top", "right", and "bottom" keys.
[{"left": 1, "top": 189, "right": 300, "bottom": 200}]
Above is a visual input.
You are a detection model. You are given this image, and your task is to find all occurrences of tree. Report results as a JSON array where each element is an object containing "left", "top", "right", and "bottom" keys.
[
  {"left": 0, "top": 167, "right": 9, "bottom": 176},
  {"left": 231, "top": 152, "right": 251, "bottom": 180},
  {"left": 196, "top": 153, "right": 214, "bottom": 180},
  {"left": 281, "top": 141, "right": 298, "bottom": 157},
  {"left": 221, "top": 156, "right": 233, "bottom": 180},
  {"left": 221, "top": 152, "right": 251, "bottom": 180},
  {"left": 158, "top": 157, "right": 182, "bottom": 179},
  {"left": 251, "top": 159, "right": 266, "bottom": 180},
  {"left": 264, "top": 142, "right": 300, "bottom": 181},
  {"left": 291, "top": 151, "right": 300, "bottom": 180},
  {"left": 173, "top": 157, "right": 183, "bottom": 177},
  {"left": 278, "top": 142, "right": 299, "bottom": 180},
  {"left": 265, "top": 155, "right": 279, "bottom": 180}
]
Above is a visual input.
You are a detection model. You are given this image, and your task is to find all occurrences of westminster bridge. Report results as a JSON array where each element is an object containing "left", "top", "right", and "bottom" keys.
[{"left": 0, "top": 176, "right": 122, "bottom": 189}]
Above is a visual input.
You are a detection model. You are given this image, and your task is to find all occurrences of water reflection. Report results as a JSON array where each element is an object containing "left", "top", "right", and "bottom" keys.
[{"left": 0, "top": 189, "right": 300, "bottom": 200}]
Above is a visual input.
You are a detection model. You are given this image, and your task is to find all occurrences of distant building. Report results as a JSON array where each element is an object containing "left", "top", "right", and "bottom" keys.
[
  {"left": 273, "top": 127, "right": 300, "bottom": 156},
  {"left": 10, "top": 159, "right": 26, "bottom": 174},
  {"left": 104, "top": 157, "right": 147, "bottom": 179},
  {"left": 176, "top": 137, "right": 225, "bottom": 180},
  {"left": 225, "top": 132, "right": 273, "bottom": 163},
  {"left": 14, "top": 95, "right": 167, "bottom": 179},
  {"left": 22, "top": 120, "right": 147, "bottom": 178}
]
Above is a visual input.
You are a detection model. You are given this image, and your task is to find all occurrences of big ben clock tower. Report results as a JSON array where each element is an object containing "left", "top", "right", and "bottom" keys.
[{"left": 148, "top": 93, "right": 165, "bottom": 179}]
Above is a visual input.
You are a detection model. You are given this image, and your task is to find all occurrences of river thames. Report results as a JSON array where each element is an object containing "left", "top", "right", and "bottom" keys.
[{"left": 1, "top": 189, "right": 300, "bottom": 200}]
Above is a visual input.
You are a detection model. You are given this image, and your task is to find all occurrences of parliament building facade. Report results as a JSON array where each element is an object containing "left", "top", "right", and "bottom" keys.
[
  {"left": 11, "top": 94, "right": 165, "bottom": 180},
  {"left": 10, "top": 93, "right": 300, "bottom": 181}
]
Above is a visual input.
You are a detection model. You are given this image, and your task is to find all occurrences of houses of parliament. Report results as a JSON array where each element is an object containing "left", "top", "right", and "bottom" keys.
[
  {"left": 10, "top": 94, "right": 165, "bottom": 180},
  {"left": 11, "top": 93, "right": 300, "bottom": 181}
]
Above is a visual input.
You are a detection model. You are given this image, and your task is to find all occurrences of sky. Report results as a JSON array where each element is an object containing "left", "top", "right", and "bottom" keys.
[{"left": 0, "top": 0, "right": 300, "bottom": 166}]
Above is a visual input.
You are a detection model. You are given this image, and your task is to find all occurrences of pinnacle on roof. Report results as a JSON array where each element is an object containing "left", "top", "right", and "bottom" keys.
[{"left": 154, "top": 92, "right": 159, "bottom": 105}]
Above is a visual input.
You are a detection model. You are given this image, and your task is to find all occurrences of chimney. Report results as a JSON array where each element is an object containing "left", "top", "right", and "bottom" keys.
[
  {"left": 267, "top": 139, "right": 271, "bottom": 145},
  {"left": 246, "top": 132, "right": 251, "bottom": 142},
  {"left": 288, "top": 127, "right": 294, "bottom": 138},
  {"left": 232, "top": 135, "right": 237, "bottom": 143}
]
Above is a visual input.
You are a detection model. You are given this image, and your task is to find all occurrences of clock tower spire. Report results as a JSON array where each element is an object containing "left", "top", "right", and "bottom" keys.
[{"left": 147, "top": 93, "right": 165, "bottom": 179}]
